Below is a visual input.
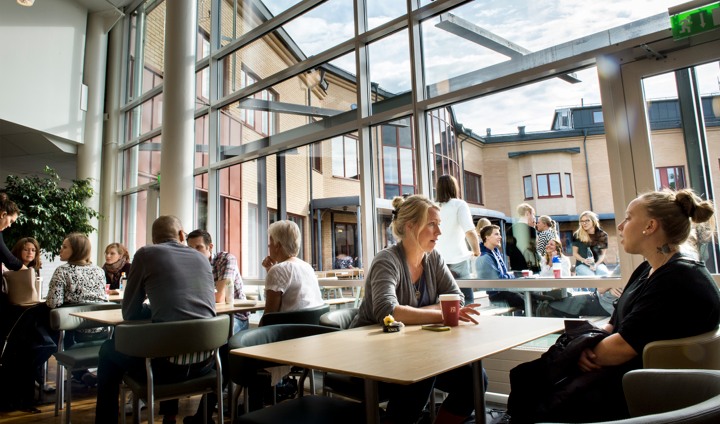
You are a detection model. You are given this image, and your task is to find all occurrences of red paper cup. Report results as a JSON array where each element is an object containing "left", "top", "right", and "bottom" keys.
[
  {"left": 521, "top": 270, "right": 530, "bottom": 277},
  {"left": 553, "top": 269, "right": 562, "bottom": 279},
  {"left": 105, "top": 284, "right": 111, "bottom": 293},
  {"left": 439, "top": 294, "right": 461, "bottom": 327}
]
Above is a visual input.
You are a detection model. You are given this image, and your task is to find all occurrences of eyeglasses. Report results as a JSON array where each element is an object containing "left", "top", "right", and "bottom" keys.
[{"left": 580, "top": 219, "right": 591, "bottom": 224}]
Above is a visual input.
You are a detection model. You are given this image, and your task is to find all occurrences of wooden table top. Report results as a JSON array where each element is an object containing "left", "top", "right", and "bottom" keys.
[
  {"left": 70, "top": 300, "right": 266, "bottom": 325},
  {"left": 230, "top": 315, "right": 565, "bottom": 385}
]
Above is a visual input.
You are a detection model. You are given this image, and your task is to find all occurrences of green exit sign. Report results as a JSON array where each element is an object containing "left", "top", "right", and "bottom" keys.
[{"left": 670, "top": 2, "right": 720, "bottom": 40}]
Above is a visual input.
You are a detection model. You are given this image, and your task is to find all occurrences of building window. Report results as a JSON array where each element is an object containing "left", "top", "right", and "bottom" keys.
[
  {"left": 312, "top": 142, "right": 322, "bottom": 173},
  {"left": 382, "top": 119, "right": 416, "bottom": 199},
  {"left": 593, "top": 110, "right": 604, "bottom": 123},
  {"left": 247, "top": 203, "right": 259, "bottom": 278},
  {"left": 332, "top": 135, "right": 359, "bottom": 179},
  {"left": 537, "top": 173, "right": 562, "bottom": 198},
  {"left": 523, "top": 175, "right": 533, "bottom": 199},
  {"left": 655, "top": 166, "right": 686, "bottom": 190},
  {"left": 429, "top": 108, "right": 461, "bottom": 189},
  {"left": 288, "top": 214, "right": 305, "bottom": 260},
  {"left": 239, "top": 68, "right": 277, "bottom": 137},
  {"left": 564, "top": 173, "right": 573, "bottom": 197},
  {"left": 334, "top": 223, "right": 356, "bottom": 268},
  {"left": 464, "top": 171, "right": 483, "bottom": 205}
]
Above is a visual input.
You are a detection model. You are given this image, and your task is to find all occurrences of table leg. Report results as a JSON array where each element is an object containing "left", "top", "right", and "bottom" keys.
[
  {"left": 364, "top": 379, "right": 379, "bottom": 424},
  {"left": 524, "top": 291, "right": 533, "bottom": 317},
  {"left": 473, "top": 361, "right": 486, "bottom": 424}
]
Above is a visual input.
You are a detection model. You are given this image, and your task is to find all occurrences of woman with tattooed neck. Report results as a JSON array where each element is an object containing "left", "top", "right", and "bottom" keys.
[{"left": 509, "top": 189, "right": 720, "bottom": 423}]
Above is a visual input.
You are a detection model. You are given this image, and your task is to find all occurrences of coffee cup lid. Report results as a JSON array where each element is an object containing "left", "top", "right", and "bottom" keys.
[{"left": 439, "top": 294, "right": 461, "bottom": 301}]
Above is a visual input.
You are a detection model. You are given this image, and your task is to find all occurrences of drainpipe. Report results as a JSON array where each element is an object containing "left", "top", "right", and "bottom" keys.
[{"left": 582, "top": 129, "right": 593, "bottom": 211}]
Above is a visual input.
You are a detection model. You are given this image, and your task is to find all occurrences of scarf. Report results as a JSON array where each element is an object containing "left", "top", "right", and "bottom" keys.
[{"left": 102, "top": 257, "right": 127, "bottom": 287}]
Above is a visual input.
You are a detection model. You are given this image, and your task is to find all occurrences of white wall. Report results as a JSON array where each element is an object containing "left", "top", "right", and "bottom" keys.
[{"left": 0, "top": 0, "right": 88, "bottom": 143}]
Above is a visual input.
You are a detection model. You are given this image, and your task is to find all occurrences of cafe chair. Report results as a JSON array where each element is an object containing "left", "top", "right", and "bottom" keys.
[
  {"left": 541, "top": 369, "right": 720, "bottom": 424},
  {"left": 319, "top": 308, "right": 358, "bottom": 329},
  {"left": 643, "top": 326, "right": 720, "bottom": 370},
  {"left": 228, "top": 324, "right": 339, "bottom": 421},
  {"left": 50, "top": 302, "right": 121, "bottom": 424},
  {"left": 236, "top": 394, "right": 364, "bottom": 424},
  {"left": 115, "top": 315, "right": 229, "bottom": 424},
  {"left": 258, "top": 304, "right": 330, "bottom": 326}
]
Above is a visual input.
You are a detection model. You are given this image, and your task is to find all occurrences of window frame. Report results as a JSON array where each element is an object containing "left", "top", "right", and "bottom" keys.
[{"left": 536, "top": 173, "right": 562, "bottom": 199}]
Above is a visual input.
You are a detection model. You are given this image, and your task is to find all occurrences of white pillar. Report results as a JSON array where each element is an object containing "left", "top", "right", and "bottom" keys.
[
  {"left": 159, "top": 0, "right": 197, "bottom": 227},
  {"left": 77, "top": 12, "right": 110, "bottom": 262},
  {"left": 99, "top": 21, "right": 123, "bottom": 260}
]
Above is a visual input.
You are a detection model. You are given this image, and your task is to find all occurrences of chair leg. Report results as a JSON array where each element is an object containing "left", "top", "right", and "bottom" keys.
[
  {"left": 120, "top": 387, "right": 127, "bottom": 424},
  {"left": 133, "top": 395, "right": 141, "bottom": 424},
  {"left": 243, "top": 386, "right": 249, "bottom": 414},
  {"left": 54, "top": 361, "right": 64, "bottom": 416},
  {"left": 64, "top": 367, "right": 72, "bottom": 424}
]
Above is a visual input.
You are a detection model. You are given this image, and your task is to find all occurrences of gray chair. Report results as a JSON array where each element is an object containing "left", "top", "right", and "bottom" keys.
[
  {"left": 228, "top": 324, "right": 339, "bottom": 421},
  {"left": 540, "top": 369, "right": 720, "bottom": 424},
  {"left": 319, "top": 308, "right": 358, "bottom": 329},
  {"left": 643, "top": 326, "right": 720, "bottom": 370},
  {"left": 258, "top": 304, "right": 330, "bottom": 326},
  {"left": 49, "top": 302, "right": 121, "bottom": 424},
  {"left": 115, "top": 315, "right": 229, "bottom": 424}
]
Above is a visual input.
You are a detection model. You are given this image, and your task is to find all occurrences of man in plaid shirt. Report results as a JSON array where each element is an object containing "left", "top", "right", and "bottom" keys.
[{"left": 187, "top": 229, "right": 248, "bottom": 332}]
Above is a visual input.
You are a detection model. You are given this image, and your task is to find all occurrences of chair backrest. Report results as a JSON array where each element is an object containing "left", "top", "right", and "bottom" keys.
[
  {"left": 49, "top": 302, "right": 122, "bottom": 331},
  {"left": 114, "top": 315, "right": 229, "bottom": 358},
  {"left": 623, "top": 369, "right": 720, "bottom": 421},
  {"left": 643, "top": 326, "right": 720, "bottom": 370},
  {"left": 319, "top": 308, "right": 358, "bottom": 329},
  {"left": 259, "top": 304, "right": 330, "bottom": 326}
]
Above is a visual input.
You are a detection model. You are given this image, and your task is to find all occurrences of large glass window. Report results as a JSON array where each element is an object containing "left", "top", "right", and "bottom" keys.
[
  {"left": 377, "top": 118, "right": 416, "bottom": 199},
  {"left": 332, "top": 135, "right": 359, "bottom": 179}
]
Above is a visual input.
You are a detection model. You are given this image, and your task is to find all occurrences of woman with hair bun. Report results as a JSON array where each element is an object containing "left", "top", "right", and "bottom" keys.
[{"left": 509, "top": 189, "right": 720, "bottom": 423}]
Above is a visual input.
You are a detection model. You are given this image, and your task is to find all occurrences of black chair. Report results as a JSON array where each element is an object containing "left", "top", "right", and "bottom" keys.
[
  {"left": 115, "top": 315, "right": 229, "bottom": 424},
  {"left": 258, "top": 304, "right": 330, "bottom": 326},
  {"left": 228, "top": 324, "right": 339, "bottom": 421},
  {"left": 237, "top": 395, "right": 364, "bottom": 424},
  {"left": 318, "top": 308, "right": 358, "bottom": 330}
]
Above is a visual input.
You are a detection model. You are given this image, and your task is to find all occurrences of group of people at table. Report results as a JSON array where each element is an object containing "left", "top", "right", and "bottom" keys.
[
  {"left": 434, "top": 174, "right": 621, "bottom": 315},
  {"left": 2, "top": 181, "right": 720, "bottom": 423}
]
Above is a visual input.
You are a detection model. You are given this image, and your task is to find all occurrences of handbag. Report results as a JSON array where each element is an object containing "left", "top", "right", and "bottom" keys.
[
  {"left": 2, "top": 269, "right": 39, "bottom": 305},
  {"left": 549, "top": 291, "right": 609, "bottom": 318}
]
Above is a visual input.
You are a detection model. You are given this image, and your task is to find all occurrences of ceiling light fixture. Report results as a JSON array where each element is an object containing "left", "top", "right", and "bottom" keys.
[{"left": 17, "top": 0, "right": 35, "bottom": 6}]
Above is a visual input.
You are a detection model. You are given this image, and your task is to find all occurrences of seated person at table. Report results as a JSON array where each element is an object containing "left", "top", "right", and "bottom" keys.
[
  {"left": 95, "top": 216, "right": 216, "bottom": 424},
  {"left": 10, "top": 237, "right": 42, "bottom": 277},
  {"left": 352, "top": 194, "right": 481, "bottom": 424},
  {"left": 46, "top": 233, "right": 109, "bottom": 387},
  {"left": 475, "top": 225, "right": 525, "bottom": 311},
  {"left": 261, "top": 220, "right": 324, "bottom": 314},
  {"left": 184, "top": 229, "right": 248, "bottom": 424},
  {"left": 538, "top": 238, "right": 571, "bottom": 277},
  {"left": 187, "top": 229, "right": 248, "bottom": 332},
  {"left": 508, "top": 189, "right": 720, "bottom": 423},
  {"left": 102, "top": 242, "right": 131, "bottom": 290}
]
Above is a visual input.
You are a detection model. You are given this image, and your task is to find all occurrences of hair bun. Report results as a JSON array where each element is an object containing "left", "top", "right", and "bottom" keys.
[{"left": 675, "top": 189, "right": 714, "bottom": 223}]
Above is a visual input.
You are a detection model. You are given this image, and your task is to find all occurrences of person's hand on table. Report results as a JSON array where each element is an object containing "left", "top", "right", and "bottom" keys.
[
  {"left": 609, "top": 287, "right": 624, "bottom": 297},
  {"left": 460, "top": 304, "right": 481, "bottom": 324}
]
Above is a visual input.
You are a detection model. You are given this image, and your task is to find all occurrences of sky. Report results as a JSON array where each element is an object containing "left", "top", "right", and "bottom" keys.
[{"left": 263, "top": 0, "right": 720, "bottom": 135}]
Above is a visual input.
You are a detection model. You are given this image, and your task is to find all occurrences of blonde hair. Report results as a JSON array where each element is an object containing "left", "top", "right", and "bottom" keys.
[
  {"left": 475, "top": 217, "right": 491, "bottom": 235},
  {"left": 574, "top": 211, "right": 600, "bottom": 244},
  {"left": 639, "top": 189, "right": 714, "bottom": 248},
  {"left": 390, "top": 195, "right": 438, "bottom": 242},
  {"left": 538, "top": 215, "right": 555, "bottom": 230},
  {"left": 516, "top": 203, "right": 535, "bottom": 217},
  {"left": 105, "top": 242, "right": 130, "bottom": 261},
  {"left": 268, "top": 220, "right": 302, "bottom": 257}
]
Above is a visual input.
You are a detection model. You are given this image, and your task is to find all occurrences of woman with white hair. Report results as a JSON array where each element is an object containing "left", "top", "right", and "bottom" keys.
[{"left": 261, "top": 220, "right": 324, "bottom": 313}]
